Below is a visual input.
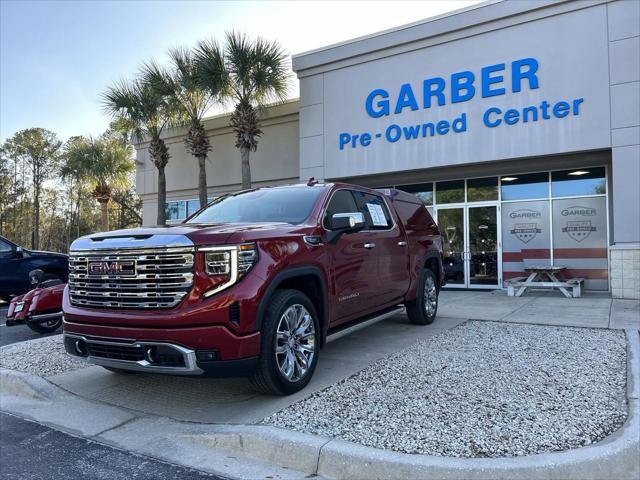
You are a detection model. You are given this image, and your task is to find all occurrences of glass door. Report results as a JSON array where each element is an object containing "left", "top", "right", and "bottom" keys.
[
  {"left": 468, "top": 205, "right": 500, "bottom": 287},
  {"left": 436, "top": 204, "right": 501, "bottom": 289},
  {"left": 437, "top": 207, "right": 466, "bottom": 287}
]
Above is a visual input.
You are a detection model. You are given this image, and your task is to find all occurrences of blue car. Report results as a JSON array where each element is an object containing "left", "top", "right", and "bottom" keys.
[{"left": 0, "top": 236, "right": 68, "bottom": 302}]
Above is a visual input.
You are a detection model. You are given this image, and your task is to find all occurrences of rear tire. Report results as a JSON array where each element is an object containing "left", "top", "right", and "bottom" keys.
[
  {"left": 27, "top": 317, "right": 62, "bottom": 334},
  {"left": 250, "top": 289, "right": 320, "bottom": 395},
  {"left": 406, "top": 268, "right": 439, "bottom": 325}
]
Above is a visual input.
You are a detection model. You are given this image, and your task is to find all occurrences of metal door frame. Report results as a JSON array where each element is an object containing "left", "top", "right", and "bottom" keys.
[{"left": 434, "top": 202, "right": 502, "bottom": 289}]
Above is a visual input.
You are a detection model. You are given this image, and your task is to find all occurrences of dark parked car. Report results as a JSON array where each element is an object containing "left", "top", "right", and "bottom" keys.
[{"left": 0, "top": 236, "right": 68, "bottom": 302}]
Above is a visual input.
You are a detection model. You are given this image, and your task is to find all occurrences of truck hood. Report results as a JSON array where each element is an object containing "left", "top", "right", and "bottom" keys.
[{"left": 70, "top": 223, "right": 311, "bottom": 251}]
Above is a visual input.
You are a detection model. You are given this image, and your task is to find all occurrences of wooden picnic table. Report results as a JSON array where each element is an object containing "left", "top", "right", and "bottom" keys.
[{"left": 507, "top": 265, "right": 584, "bottom": 298}]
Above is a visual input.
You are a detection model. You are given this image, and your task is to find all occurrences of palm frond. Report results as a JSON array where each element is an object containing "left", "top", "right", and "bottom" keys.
[{"left": 194, "top": 38, "right": 229, "bottom": 101}]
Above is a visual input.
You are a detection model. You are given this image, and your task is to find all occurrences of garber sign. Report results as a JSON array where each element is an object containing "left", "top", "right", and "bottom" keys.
[{"left": 338, "top": 57, "right": 584, "bottom": 150}]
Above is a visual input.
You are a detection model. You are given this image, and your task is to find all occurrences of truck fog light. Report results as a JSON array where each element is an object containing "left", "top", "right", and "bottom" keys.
[
  {"left": 196, "top": 350, "right": 218, "bottom": 362},
  {"left": 145, "top": 346, "right": 157, "bottom": 363},
  {"left": 74, "top": 340, "right": 87, "bottom": 356}
]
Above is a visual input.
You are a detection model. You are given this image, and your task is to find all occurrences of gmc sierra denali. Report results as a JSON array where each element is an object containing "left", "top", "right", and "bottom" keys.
[{"left": 63, "top": 182, "right": 444, "bottom": 395}]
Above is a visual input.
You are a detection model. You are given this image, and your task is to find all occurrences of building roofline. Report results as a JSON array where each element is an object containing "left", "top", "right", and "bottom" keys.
[{"left": 291, "top": 0, "right": 596, "bottom": 73}]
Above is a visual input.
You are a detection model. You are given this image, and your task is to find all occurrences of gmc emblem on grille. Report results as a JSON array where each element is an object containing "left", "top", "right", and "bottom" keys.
[{"left": 88, "top": 260, "right": 136, "bottom": 276}]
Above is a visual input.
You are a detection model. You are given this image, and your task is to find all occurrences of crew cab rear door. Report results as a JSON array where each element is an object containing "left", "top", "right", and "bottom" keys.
[
  {"left": 351, "top": 190, "right": 409, "bottom": 307},
  {"left": 323, "top": 189, "right": 380, "bottom": 324}
]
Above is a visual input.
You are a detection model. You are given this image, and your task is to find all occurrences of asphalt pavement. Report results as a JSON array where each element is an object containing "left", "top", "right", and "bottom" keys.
[
  {"left": 0, "top": 306, "right": 60, "bottom": 347},
  {"left": 0, "top": 412, "right": 223, "bottom": 480}
]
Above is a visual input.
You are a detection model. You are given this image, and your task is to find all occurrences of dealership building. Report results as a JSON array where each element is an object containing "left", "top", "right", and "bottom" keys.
[{"left": 134, "top": 0, "right": 640, "bottom": 299}]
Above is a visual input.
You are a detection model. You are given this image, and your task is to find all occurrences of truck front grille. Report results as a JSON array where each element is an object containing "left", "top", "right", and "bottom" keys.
[{"left": 68, "top": 247, "right": 194, "bottom": 309}]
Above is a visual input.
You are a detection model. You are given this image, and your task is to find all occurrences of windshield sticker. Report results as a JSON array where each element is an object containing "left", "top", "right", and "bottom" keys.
[{"left": 366, "top": 203, "right": 387, "bottom": 226}]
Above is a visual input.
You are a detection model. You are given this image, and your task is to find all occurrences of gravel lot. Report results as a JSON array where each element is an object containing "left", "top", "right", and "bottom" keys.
[
  {"left": 0, "top": 334, "right": 87, "bottom": 377},
  {"left": 264, "top": 321, "right": 628, "bottom": 458}
]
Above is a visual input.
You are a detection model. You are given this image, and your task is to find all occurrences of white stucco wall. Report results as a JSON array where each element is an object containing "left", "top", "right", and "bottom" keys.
[{"left": 134, "top": 100, "right": 299, "bottom": 226}]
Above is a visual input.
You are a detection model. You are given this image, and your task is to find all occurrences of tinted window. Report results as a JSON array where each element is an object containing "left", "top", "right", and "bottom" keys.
[
  {"left": 435, "top": 180, "right": 465, "bottom": 204},
  {"left": 552, "top": 167, "right": 606, "bottom": 197},
  {"left": 398, "top": 183, "right": 433, "bottom": 205},
  {"left": 188, "top": 187, "right": 323, "bottom": 225},
  {"left": 352, "top": 191, "right": 393, "bottom": 229},
  {"left": 467, "top": 177, "right": 498, "bottom": 201},
  {"left": 0, "top": 239, "right": 13, "bottom": 253},
  {"left": 324, "top": 190, "right": 358, "bottom": 229},
  {"left": 501, "top": 172, "right": 549, "bottom": 201}
]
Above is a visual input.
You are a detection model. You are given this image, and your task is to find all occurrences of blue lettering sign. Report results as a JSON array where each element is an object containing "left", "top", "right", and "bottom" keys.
[{"left": 365, "top": 89, "right": 390, "bottom": 118}]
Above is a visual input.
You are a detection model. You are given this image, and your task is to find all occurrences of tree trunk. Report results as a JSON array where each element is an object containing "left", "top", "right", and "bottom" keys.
[
  {"left": 99, "top": 199, "right": 109, "bottom": 232},
  {"left": 33, "top": 183, "right": 40, "bottom": 250},
  {"left": 241, "top": 147, "right": 251, "bottom": 190},
  {"left": 198, "top": 155, "right": 208, "bottom": 208},
  {"left": 157, "top": 166, "right": 167, "bottom": 226}
]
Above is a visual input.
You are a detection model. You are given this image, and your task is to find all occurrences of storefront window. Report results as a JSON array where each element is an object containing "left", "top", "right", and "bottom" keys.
[
  {"left": 501, "top": 200, "right": 551, "bottom": 285},
  {"left": 467, "top": 177, "right": 498, "bottom": 202},
  {"left": 552, "top": 197, "right": 608, "bottom": 290},
  {"left": 397, "top": 183, "right": 433, "bottom": 205},
  {"left": 187, "top": 200, "right": 201, "bottom": 217},
  {"left": 165, "top": 201, "right": 186, "bottom": 221},
  {"left": 435, "top": 180, "right": 464, "bottom": 204},
  {"left": 500, "top": 172, "right": 549, "bottom": 201},
  {"left": 552, "top": 167, "right": 606, "bottom": 197}
]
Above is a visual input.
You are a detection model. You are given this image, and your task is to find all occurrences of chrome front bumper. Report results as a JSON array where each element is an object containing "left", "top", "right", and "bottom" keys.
[{"left": 63, "top": 334, "right": 203, "bottom": 375}]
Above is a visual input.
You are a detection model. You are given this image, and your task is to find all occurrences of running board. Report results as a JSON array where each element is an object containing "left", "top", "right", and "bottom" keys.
[{"left": 326, "top": 306, "right": 406, "bottom": 344}]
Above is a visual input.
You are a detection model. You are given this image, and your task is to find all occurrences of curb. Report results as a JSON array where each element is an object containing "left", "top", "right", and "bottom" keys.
[
  {"left": 0, "top": 367, "right": 52, "bottom": 402},
  {"left": 168, "top": 330, "right": 640, "bottom": 480}
]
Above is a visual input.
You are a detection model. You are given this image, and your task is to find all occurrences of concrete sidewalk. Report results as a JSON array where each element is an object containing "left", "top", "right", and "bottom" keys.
[{"left": 439, "top": 289, "right": 640, "bottom": 330}]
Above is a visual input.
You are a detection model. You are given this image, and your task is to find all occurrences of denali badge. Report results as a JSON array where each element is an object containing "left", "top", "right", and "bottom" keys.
[{"left": 88, "top": 260, "right": 136, "bottom": 276}]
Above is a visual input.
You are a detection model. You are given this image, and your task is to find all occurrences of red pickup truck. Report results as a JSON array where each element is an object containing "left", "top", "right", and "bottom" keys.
[{"left": 63, "top": 183, "right": 444, "bottom": 395}]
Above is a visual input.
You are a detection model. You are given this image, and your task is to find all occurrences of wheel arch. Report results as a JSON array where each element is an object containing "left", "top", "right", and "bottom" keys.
[
  {"left": 423, "top": 252, "right": 444, "bottom": 290},
  {"left": 255, "top": 266, "right": 329, "bottom": 347}
]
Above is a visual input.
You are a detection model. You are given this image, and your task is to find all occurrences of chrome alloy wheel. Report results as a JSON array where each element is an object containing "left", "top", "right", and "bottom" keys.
[
  {"left": 275, "top": 304, "right": 316, "bottom": 382},
  {"left": 423, "top": 274, "right": 438, "bottom": 317}
]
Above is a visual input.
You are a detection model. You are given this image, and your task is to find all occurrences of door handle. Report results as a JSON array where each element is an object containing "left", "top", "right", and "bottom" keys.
[
  {"left": 397, "top": 241, "right": 407, "bottom": 246},
  {"left": 363, "top": 242, "right": 376, "bottom": 249}
]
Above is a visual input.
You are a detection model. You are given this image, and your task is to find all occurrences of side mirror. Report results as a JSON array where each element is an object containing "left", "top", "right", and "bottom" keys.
[
  {"left": 15, "top": 246, "right": 24, "bottom": 258},
  {"left": 326, "top": 212, "right": 365, "bottom": 244}
]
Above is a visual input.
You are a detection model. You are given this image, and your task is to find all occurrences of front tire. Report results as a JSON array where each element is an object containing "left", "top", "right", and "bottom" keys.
[
  {"left": 27, "top": 316, "right": 62, "bottom": 334},
  {"left": 406, "top": 268, "right": 439, "bottom": 325},
  {"left": 250, "top": 289, "right": 320, "bottom": 395}
]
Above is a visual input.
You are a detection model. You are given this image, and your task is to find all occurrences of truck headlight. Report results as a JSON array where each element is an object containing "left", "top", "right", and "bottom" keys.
[{"left": 199, "top": 243, "right": 258, "bottom": 297}]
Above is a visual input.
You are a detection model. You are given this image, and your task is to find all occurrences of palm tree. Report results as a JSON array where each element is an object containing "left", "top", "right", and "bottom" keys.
[
  {"left": 196, "top": 32, "right": 289, "bottom": 189},
  {"left": 102, "top": 79, "right": 172, "bottom": 225},
  {"left": 142, "top": 48, "right": 225, "bottom": 209},
  {"left": 62, "top": 136, "right": 134, "bottom": 232}
]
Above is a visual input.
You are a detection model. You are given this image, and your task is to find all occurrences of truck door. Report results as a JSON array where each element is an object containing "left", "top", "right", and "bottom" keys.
[
  {"left": 351, "top": 190, "right": 409, "bottom": 308},
  {"left": 323, "top": 189, "right": 380, "bottom": 324}
]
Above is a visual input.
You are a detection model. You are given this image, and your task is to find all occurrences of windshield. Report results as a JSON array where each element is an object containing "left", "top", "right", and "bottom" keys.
[{"left": 187, "top": 187, "right": 323, "bottom": 225}]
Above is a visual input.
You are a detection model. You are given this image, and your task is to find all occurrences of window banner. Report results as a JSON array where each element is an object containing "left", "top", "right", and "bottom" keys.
[
  {"left": 501, "top": 200, "right": 551, "bottom": 285},
  {"left": 552, "top": 197, "right": 608, "bottom": 290}
]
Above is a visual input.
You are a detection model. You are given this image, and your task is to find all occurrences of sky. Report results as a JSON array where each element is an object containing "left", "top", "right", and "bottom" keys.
[{"left": 1, "top": 0, "right": 482, "bottom": 143}]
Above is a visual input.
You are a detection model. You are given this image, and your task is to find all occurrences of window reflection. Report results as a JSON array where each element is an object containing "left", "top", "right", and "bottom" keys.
[
  {"left": 436, "top": 180, "right": 465, "bottom": 204},
  {"left": 501, "top": 172, "right": 549, "bottom": 201},
  {"left": 397, "top": 183, "right": 433, "bottom": 205},
  {"left": 467, "top": 177, "right": 498, "bottom": 202},
  {"left": 552, "top": 167, "right": 606, "bottom": 197}
]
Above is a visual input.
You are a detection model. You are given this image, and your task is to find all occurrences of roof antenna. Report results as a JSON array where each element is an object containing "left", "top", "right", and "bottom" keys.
[{"left": 307, "top": 177, "right": 318, "bottom": 186}]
